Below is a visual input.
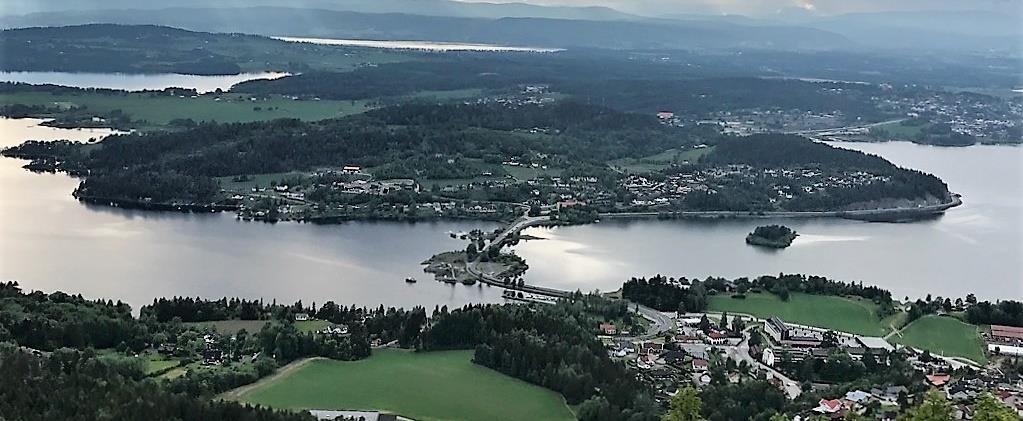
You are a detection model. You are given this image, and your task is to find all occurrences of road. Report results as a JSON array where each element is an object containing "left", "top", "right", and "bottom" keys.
[
  {"left": 218, "top": 357, "right": 322, "bottom": 401},
  {"left": 489, "top": 214, "right": 550, "bottom": 247},
  {"left": 626, "top": 303, "right": 675, "bottom": 340},
  {"left": 787, "top": 118, "right": 906, "bottom": 136},
  {"left": 722, "top": 328, "right": 803, "bottom": 399}
]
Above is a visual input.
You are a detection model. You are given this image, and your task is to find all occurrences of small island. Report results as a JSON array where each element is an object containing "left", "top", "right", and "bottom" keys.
[{"left": 745, "top": 225, "right": 798, "bottom": 248}]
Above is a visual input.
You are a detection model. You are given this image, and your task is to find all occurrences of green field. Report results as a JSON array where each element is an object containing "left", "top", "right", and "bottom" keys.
[
  {"left": 1, "top": 91, "right": 371, "bottom": 128},
  {"left": 708, "top": 292, "right": 888, "bottom": 336},
  {"left": 890, "top": 315, "right": 987, "bottom": 363},
  {"left": 236, "top": 350, "right": 575, "bottom": 421},
  {"left": 143, "top": 353, "right": 182, "bottom": 375},
  {"left": 871, "top": 120, "right": 927, "bottom": 140},
  {"left": 611, "top": 146, "right": 714, "bottom": 173}
]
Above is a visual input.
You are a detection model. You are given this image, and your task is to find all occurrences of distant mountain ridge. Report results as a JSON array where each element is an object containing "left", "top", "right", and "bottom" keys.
[
  {"left": 1, "top": 0, "right": 639, "bottom": 21},
  {"left": 2, "top": 5, "right": 1017, "bottom": 54},
  {"left": 0, "top": 7, "right": 852, "bottom": 51}
]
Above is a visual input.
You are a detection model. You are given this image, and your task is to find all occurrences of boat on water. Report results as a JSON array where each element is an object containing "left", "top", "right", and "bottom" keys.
[{"left": 404, "top": 277, "right": 417, "bottom": 283}]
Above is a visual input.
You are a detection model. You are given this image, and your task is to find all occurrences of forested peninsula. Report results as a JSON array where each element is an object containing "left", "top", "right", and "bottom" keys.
[{"left": 2, "top": 100, "right": 954, "bottom": 223}]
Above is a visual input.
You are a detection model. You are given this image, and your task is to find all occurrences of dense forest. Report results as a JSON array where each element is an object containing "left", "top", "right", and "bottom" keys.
[
  {"left": 692, "top": 134, "right": 951, "bottom": 211},
  {"left": 2, "top": 104, "right": 950, "bottom": 215},
  {"left": 621, "top": 275, "right": 710, "bottom": 313},
  {"left": 966, "top": 300, "right": 1023, "bottom": 327},
  {"left": 0, "top": 280, "right": 654, "bottom": 421},
  {"left": 622, "top": 273, "right": 896, "bottom": 318},
  {"left": 0, "top": 346, "right": 316, "bottom": 421},
  {"left": 0, "top": 25, "right": 250, "bottom": 74},
  {"left": 421, "top": 297, "right": 658, "bottom": 421},
  {"left": 235, "top": 58, "right": 891, "bottom": 119},
  {"left": 0, "top": 24, "right": 399, "bottom": 75}
]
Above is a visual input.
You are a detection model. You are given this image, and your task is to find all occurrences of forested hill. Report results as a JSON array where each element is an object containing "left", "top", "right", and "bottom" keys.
[
  {"left": 2, "top": 103, "right": 951, "bottom": 213},
  {"left": 0, "top": 24, "right": 409, "bottom": 75},
  {"left": 67, "top": 101, "right": 698, "bottom": 178},
  {"left": 694, "top": 135, "right": 952, "bottom": 210},
  {"left": 232, "top": 60, "right": 890, "bottom": 120}
]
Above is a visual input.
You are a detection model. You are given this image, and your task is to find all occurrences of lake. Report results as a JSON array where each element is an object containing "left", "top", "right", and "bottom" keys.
[
  {"left": 1, "top": 118, "right": 1020, "bottom": 309},
  {"left": 0, "top": 118, "right": 504, "bottom": 310},
  {"left": 511, "top": 142, "right": 1022, "bottom": 301},
  {"left": 0, "top": 71, "right": 288, "bottom": 93},
  {"left": 275, "top": 36, "right": 563, "bottom": 52}
]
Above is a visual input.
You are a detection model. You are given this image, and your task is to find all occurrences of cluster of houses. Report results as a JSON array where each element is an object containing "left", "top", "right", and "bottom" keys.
[
  {"left": 804, "top": 354, "right": 1023, "bottom": 419},
  {"left": 702, "top": 109, "right": 848, "bottom": 133},
  {"left": 618, "top": 164, "right": 892, "bottom": 211},
  {"left": 595, "top": 310, "right": 1023, "bottom": 417},
  {"left": 881, "top": 92, "right": 1021, "bottom": 141},
  {"left": 601, "top": 315, "right": 748, "bottom": 402},
  {"left": 775, "top": 319, "right": 1023, "bottom": 419},
  {"left": 806, "top": 387, "right": 908, "bottom": 420},
  {"left": 327, "top": 177, "right": 420, "bottom": 196}
]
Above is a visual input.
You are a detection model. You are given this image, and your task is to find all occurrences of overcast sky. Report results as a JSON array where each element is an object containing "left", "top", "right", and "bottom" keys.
[{"left": 458, "top": 0, "right": 1021, "bottom": 17}]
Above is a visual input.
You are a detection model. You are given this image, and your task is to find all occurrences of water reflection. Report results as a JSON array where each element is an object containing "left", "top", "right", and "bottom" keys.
[
  {"left": 0, "top": 71, "right": 287, "bottom": 93},
  {"left": 514, "top": 143, "right": 1023, "bottom": 301}
]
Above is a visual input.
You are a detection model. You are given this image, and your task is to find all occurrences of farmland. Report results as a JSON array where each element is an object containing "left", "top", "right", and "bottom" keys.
[
  {"left": 234, "top": 349, "right": 575, "bottom": 421},
  {"left": 890, "top": 315, "right": 987, "bottom": 363},
  {"left": 708, "top": 292, "right": 888, "bottom": 336}
]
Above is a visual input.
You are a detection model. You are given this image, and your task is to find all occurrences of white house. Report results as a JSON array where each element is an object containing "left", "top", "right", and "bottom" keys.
[{"left": 762, "top": 347, "right": 776, "bottom": 367}]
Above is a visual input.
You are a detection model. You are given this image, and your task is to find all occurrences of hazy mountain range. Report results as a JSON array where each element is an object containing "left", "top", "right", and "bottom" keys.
[
  {"left": 1, "top": 1, "right": 1019, "bottom": 54},
  {"left": 2, "top": 0, "right": 640, "bottom": 21}
]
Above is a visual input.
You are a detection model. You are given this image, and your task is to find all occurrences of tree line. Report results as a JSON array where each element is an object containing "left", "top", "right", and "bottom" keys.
[
  {"left": 420, "top": 298, "right": 659, "bottom": 421},
  {"left": 0, "top": 345, "right": 316, "bottom": 421}
]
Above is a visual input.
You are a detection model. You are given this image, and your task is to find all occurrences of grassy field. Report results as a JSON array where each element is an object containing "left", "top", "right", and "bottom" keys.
[
  {"left": 235, "top": 350, "right": 574, "bottom": 421},
  {"left": 143, "top": 353, "right": 182, "bottom": 375},
  {"left": 611, "top": 146, "right": 714, "bottom": 173},
  {"left": 872, "top": 120, "right": 927, "bottom": 140},
  {"left": 1, "top": 91, "right": 371, "bottom": 128},
  {"left": 890, "top": 315, "right": 987, "bottom": 363},
  {"left": 708, "top": 292, "right": 888, "bottom": 336},
  {"left": 216, "top": 171, "right": 310, "bottom": 193}
]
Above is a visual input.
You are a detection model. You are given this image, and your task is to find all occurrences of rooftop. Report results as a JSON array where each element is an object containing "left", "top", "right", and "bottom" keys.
[{"left": 991, "top": 325, "right": 1023, "bottom": 340}]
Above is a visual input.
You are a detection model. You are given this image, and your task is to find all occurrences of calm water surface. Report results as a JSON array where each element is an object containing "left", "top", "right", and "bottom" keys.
[
  {"left": 0, "top": 71, "right": 287, "bottom": 93},
  {"left": 0, "top": 118, "right": 503, "bottom": 310},
  {"left": 275, "top": 36, "right": 563, "bottom": 52},
  {"left": 1, "top": 117, "right": 1020, "bottom": 308},
  {"left": 512, "top": 142, "right": 1023, "bottom": 301}
]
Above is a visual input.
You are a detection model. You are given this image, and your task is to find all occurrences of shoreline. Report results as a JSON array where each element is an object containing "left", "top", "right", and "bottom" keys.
[
  {"left": 71, "top": 194, "right": 963, "bottom": 225},
  {"left": 598, "top": 194, "right": 962, "bottom": 223}
]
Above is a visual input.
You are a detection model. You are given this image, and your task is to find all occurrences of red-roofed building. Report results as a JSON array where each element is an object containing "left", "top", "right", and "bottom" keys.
[
  {"left": 991, "top": 325, "right": 1023, "bottom": 342},
  {"left": 692, "top": 358, "right": 708, "bottom": 372},
  {"left": 926, "top": 374, "right": 951, "bottom": 387},
  {"left": 599, "top": 323, "right": 617, "bottom": 335},
  {"left": 814, "top": 399, "right": 843, "bottom": 414}
]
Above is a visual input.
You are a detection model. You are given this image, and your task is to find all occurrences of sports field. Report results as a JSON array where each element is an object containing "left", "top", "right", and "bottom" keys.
[
  {"left": 234, "top": 349, "right": 574, "bottom": 421},
  {"left": 890, "top": 315, "right": 987, "bottom": 363},
  {"left": 708, "top": 292, "right": 887, "bottom": 336}
]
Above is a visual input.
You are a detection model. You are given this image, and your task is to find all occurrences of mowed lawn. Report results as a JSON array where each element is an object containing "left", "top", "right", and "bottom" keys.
[
  {"left": 891, "top": 315, "right": 987, "bottom": 363},
  {"left": 237, "top": 349, "right": 575, "bottom": 421},
  {"left": 708, "top": 292, "right": 887, "bottom": 336}
]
